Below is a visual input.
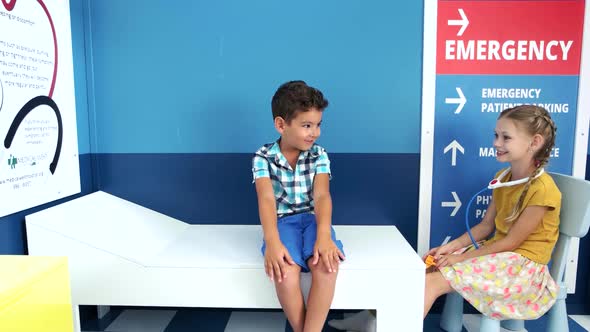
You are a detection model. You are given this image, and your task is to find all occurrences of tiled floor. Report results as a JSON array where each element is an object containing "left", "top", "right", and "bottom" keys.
[{"left": 82, "top": 308, "right": 590, "bottom": 332}]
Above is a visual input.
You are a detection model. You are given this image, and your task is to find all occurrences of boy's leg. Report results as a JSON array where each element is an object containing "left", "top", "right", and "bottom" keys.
[
  {"left": 275, "top": 263, "right": 305, "bottom": 332},
  {"left": 305, "top": 258, "right": 338, "bottom": 332},
  {"left": 424, "top": 270, "right": 453, "bottom": 318},
  {"left": 301, "top": 213, "right": 344, "bottom": 332},
  {"left": 263, "top": 214, "right": 308, "bottom": 332}
]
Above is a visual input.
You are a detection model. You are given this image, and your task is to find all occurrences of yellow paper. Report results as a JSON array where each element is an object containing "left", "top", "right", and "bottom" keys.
[{"left": 0, "top": 256, "right": 73, "bottom": 332}]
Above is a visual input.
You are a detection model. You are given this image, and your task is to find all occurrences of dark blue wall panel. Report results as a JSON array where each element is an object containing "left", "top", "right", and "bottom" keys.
[{"left": 96, "top": 153, "right": 420, "bottom": 247}]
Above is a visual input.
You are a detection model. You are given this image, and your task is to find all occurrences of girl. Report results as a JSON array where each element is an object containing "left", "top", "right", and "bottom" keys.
[{"left": 423, "top": 105, "right": 560, "bottom": 320}]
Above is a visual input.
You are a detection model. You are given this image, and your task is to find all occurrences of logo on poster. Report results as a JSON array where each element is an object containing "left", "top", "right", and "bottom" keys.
[{"left": 7, "top": 154, "right": 17, "bottom": 169}]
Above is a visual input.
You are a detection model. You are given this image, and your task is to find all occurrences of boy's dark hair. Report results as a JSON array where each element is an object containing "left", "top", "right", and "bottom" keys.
[{"left": 271, "top": 80, "right": 329, "bottom": 123}]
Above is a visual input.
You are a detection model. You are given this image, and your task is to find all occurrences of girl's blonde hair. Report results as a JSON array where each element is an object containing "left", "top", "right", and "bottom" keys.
[{"left": 498, "top": 105, "right": 557, "bottom": 223}]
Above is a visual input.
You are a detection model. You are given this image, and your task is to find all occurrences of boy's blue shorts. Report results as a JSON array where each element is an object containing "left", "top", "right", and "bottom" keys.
[{"left": 261, "top": 212, "right": 344, "bottom": 272}]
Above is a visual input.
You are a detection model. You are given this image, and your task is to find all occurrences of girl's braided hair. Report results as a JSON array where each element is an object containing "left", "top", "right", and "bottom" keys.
[{"left": 498, "top": 105, "right": 557, "bottom": 223}]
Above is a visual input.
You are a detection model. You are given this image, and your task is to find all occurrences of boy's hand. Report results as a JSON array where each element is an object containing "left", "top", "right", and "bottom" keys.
[
  {"left": 311, "top": 236, "right": 345, "bottom": 273},
  {"left": 264, "top": 240, "right": 295, "bottom": 283}
]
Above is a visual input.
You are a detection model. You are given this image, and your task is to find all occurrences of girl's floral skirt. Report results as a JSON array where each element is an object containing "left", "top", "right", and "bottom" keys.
[{"left": 440, "top": 251, "right": 558, "bottom": 320}]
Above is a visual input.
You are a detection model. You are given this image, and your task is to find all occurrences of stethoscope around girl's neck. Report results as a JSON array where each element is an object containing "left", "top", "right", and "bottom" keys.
[
  {"left": 465, "top": 167, "right": 545, "bottom": 249},
  {"left": 487, "top": 167, "right": 545, "bottom": 189}
]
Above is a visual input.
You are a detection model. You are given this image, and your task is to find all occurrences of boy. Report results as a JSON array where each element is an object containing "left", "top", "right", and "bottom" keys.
[{"left": 252, "top": 80, "right": 345, "bottom": 332}]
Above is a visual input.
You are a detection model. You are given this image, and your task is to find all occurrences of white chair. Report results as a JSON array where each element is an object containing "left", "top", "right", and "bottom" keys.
[{"left": 439, "top": 172, "right": 590, "bottom": 332}]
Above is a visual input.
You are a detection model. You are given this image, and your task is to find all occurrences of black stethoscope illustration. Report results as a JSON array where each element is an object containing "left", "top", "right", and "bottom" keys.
[{"left": 2, "top": 93, "right": 63, "bottom": 175}]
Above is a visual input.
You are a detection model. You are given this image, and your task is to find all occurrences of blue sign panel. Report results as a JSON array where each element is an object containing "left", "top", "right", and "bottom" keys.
[{"left": 430, "top": 75, "right": 578, "bottom": 246}]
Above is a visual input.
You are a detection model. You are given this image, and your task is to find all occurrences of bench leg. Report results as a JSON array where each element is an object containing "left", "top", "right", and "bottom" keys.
[
  {"left": 72, "top": 305, "right": 81, "bottom": 332},
  {"left": 97, "top": 305, "right": 111, "bottom": 319},
  {"left": 440, "top": 292, "right": 464, "bottom": 332},
  {"left": 374, "top": 309, "right": 394, "bottom": 332},
  {"left": 375, "top": 306, "right": 421, "bottom": 331}
]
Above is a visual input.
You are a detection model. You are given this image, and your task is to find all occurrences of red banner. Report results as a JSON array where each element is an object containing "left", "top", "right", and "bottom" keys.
[{"left": 437, "top": 1, "right": 585, "bottom": 75}]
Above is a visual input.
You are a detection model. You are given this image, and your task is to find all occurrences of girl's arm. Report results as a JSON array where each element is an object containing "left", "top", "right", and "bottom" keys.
[
  {"left": 438, "top": 205, "right": 547, "bottom": 266},
  {"left": 429, "top": 199, "right": 497, "bottom": 260},
  {"left": 451, "top": 199, "right": 498, "bottom": 248}
]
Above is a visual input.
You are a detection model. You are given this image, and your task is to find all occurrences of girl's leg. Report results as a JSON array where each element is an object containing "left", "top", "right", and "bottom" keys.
[
  {"left": 424, "top": 270, "right": 453, "bottom": 318},
  {"left": 304, "top": 260, "right": 338, "bottom": 332},
  {"left": 275, "top": 264, "right": 305, "bottom": 332}
]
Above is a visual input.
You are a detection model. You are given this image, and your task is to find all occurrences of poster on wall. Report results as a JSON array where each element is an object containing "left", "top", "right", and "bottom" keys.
[
  {"left": 0, "top": 0, "right": 79, "bottom": 217},
  {"left": 419, "top": 0, "right": 589, "bottom": 290}
]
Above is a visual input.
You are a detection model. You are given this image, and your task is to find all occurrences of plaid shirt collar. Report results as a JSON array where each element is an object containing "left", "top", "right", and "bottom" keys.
[{"left": 260, "top": 139, "right": 321, "bottom": 169}]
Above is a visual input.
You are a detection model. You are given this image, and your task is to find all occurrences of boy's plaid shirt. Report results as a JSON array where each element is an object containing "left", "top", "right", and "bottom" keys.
[{"left": 252, "top": 141, "right": 331, "bottom": 218}]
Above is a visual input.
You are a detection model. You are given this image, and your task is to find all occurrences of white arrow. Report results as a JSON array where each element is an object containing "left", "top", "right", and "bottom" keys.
[
  {"left": 441, "top": 191, "right": 462, "bottom": 217},
  {"left": 447, "top": 8, "right": 469, "bottom": 36},
  {"left": 445, "top": 87, "right": 466, "bottom": 114},
  {"left": 443, "top": 140, "right": 464, "bottom": 166}
]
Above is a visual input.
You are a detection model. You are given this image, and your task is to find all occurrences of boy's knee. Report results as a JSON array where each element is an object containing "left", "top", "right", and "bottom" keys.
[
  {"left": 275, "top": 264, "right": 302, "bottom": 288},
  {"left": 309, "top": 264, "right": 337, "bottom": 283}
]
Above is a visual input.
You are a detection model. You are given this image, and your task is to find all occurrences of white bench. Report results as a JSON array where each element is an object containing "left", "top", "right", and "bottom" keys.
[{"left": 25, "top": 191, "right": 424, "bottom": 331}]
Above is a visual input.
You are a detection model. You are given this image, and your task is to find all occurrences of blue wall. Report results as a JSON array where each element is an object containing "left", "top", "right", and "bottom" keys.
[
  {"left": 87, "top": 1, "right": 423, "bottom": 153},
  {"left": 87, "top": 1, "right": 426, "bottom": 248}
]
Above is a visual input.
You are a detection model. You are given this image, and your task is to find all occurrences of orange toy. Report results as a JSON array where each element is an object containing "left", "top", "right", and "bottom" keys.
[{"left": 424, "top": 255, "right": 436, "bottom": 268}]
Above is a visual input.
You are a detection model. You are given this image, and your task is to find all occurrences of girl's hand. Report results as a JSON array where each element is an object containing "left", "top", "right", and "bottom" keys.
[
  {"left": 422, "top": 247, "right": 439, "bottom": 261},
  {"left": 423, "top": 241, "right": 461, "bottom": 261},
  {"left": 436, "top": 254, "right": 466, "bottom": 268},
  {"left": 311, "top": 236, "right": 345, "bottom": 273},
  {"left": 264, "top": 240, "right": 295, "bottom": 283}
]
